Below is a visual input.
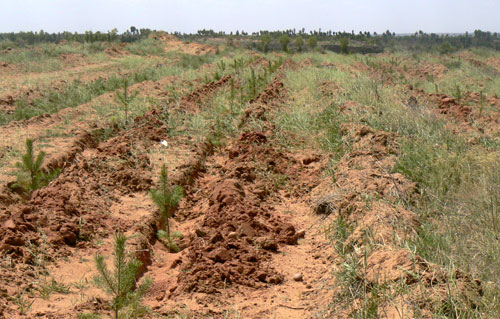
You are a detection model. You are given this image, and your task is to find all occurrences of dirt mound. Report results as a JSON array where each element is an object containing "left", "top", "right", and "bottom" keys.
[
  {"left": 0, "top": 122, "right": 171, "bottom": 259},
  {"left": 465, "top": 91, "right": 500, "bottom": 108},
  {"left": 245, "top": 77, "right": 286, "bottom": 121},
  {"left": 298, "top": 58, "right": 313, "bottom": 68},
  {"left": 356, "top": 58, "right": 448, "bottom": 85},
  {"left": 0, "top": 84, "right": 50, "bottom": 110},
  {"left": 0, "top": 73, "right": 224, "bottom": 261},
  {"left": 321, "top": 123, "right": 482, "bottom": 317},
  {"left": 405, "top": 86, "right": 482, "bottom": 136},
  {"left": 435, "top": 94, "right": 472, "bottom": 121},
  {"left": 413, "top": 86, "right": 500, "bottom": 138},
  {"left": 59, "top": 53, "right": 87, "bottom": 66},
  {"left": 395, "top": 58, "right": 448, "bottom": 80},
  {"left": 335, "top": 124, "right": 417, "bottom": 200},
  {"left": 150, "top": 32, "right": 179, "bottom": 43},
  {"left": 176, "top": 177, "right": 293, "bottom": 293},
  {"left": 179, "top": 75, "right": 231, "bottom": 112},
  {"left": 169, "top": 131, "right": 324, "bottom": 295},
  {"left": 45, "top": 130, "right": 99, "bottom": 171},
  {"left": 417, "top": 61, "right": 448, "bottom": 79},
  {"left": 251, "top": 79, "right": 284, "bottom": 106},
  {"left": 486, "top": 56, "right": 500, "bottom": 70},
  {"left": 104, "top": 46, "right": 129, "bottom": 57},
  {"left": 248, "top": 56, "right": 270, "bottom": 68},
  {"left": 319, "top": 80, "right": 343, "bottom": 97},
  {"left": 151, "top": 32, "right": 217, "bottom": 55}
]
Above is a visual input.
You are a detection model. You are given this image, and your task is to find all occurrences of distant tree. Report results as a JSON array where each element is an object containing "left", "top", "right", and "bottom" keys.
[
  {"left": 439, "top": 42, "right": 456, "bottom": 54},
  {"left": 294, "top": 36, "right": 304, "bottom": 52},
  {"left": 308, "top": 35, "right": 318, "bottom": 50},
  {"left": 261, "top": 34, "right": 271, "bottom": 53},
  {"left": 130, "top": 26, "right": 137, "bottom": 34},
  {"left": 280, "top": 34, "right": 291, "bottom": 52},
  {"left": 110, "top": 28, "right": 119, "bottom": 42},
  {"left": 340, "top": 37, "right": 349, "bottom": 54}
]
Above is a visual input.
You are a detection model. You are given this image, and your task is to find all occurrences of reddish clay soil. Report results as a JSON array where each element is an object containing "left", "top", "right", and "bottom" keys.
[
  {"left": 0, "top": 56, "right": 484, "bottom": 319},
  {"left": 405, "top": 84, "right": 500, "bottom": 137},
  {"left": 152, "top": 33, "right": 218, "bottom": 55},
  {"left": 0, "top": 58, "right": 248, "bottom": 317},
  {"left": 353, "top": 58, "right": 449, "bottom": 86},
  {"left": 178, "top": 75, "right": 232, "bottom": 113},
  {"left": 171, "top": 132, "right": 315, "bottom": 293},
  {"left": 143, "top": 62, "right": 336, "bottom": 318},
  {"left": 0, "top": 75, "right": 184, "bottom": 189},
  {"left": 486, "top": 56, "right": 500, "bottom": 70},
  {"left": 322, "top": 122, "right": 482, "bottom": 318},
  {"left": 0, "top": 61, "right": 152, "bottom": 115}
]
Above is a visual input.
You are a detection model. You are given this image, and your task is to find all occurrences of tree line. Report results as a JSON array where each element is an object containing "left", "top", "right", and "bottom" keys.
[
  {"left": 1, "top": 27, "right": 500, "bottom": 54},
  {"left": 184, "top": 29, "right": 500, "bottom": 53},
  {"left": 0, "top": 27, "right": 153, "bottom": 45}
]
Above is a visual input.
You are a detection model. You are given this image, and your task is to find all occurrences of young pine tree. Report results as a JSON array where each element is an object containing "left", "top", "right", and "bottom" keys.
[
  {"left": 115, "top": 79, "right": 139, "bottom": 125},
  {"left": 94, "top": 232, "right": 152, "bottom": 319},
  {"left": 150, "top": 164, "right": 183, "bottom": 250},
  {"left": 261, "top": 34, "right": 271, "bottom": 53},
  {"left": 454, "top": 85, "right": 462, "bottom": 103},
  {"left": 247, "top": 68, "right": 258, "bottom": 99},
  {"left": 12, "top": 138, "right": 60, "bottom": 198},
  {"left": 229, "top": 77, "right": 236, "bottom": 114}
]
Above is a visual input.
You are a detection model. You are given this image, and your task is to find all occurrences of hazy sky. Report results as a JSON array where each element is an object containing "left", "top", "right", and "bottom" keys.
[{"left": 1, "top": 0, "right": 499, "bottom": 34}]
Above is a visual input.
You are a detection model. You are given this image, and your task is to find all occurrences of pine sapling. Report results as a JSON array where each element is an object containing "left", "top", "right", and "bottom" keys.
[
  {"left": 247, "top": 68, "right": 257, "bottom": 99},
  {"left": 229, "top": 77, "right": 236, "bottom": 114},
  {"left": 12, "top": 138, "right": 60, "bottom": 198},
  {"left": 213, "top": 70, "right": 221, "bottom": 81},
  {"left": 94, "top": 232, "right": 152, "bottom": 319},
  {"left": 479, "top": 90, "right": 484, "bottom": 117},
  {"left": 454, "top": 85, "right": 462, "bottom": 103},
  {"left": 150, "top": 164, "right": 183, "bottom": 252},
  {"left": 115, "top": 79, "right": 139, "bottom": 125},
  {"left": 217, "top": 60, "right": 226, "bottom": 73}
]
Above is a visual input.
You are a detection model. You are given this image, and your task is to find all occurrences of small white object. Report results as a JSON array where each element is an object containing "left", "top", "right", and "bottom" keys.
[
  {"left": 160, "top": 140, "right": 168, "bottom": 147},
  {"left": 293, "top": 273, "right": 303, "bottom": 282}
]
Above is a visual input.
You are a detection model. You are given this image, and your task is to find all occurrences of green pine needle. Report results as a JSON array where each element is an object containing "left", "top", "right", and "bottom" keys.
[
  {"left": 94, "top": 232, "right": 152, "bottom": 319},
  {"left": 12, "top": 138, "right": 60, "bottom": 198}
]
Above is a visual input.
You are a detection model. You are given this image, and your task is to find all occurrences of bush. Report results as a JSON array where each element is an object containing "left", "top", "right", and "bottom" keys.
[
  {"left": 340, "top": 37, "right": 349, "bottom": 54},
  {"left": 439, "top": 42, "right": 457, "bottom": 55},
  {"left": 126, "top": 39, "right": 164, "bottom": 56},
  {"left": 308, "top": 35, "right": 318, "bottom": 50},
  {"left": 294, "top": 36, "right": 304, "bottom": 52}
]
